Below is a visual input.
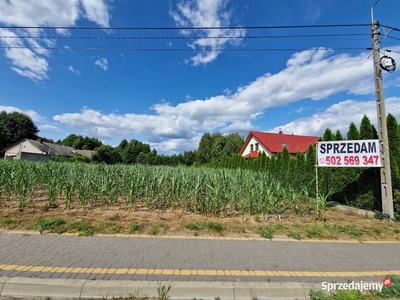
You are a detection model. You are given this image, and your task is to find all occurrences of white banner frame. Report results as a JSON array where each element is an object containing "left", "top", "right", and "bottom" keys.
[{"left": 317, "top": 140, "right": 382, "bottom": 168}]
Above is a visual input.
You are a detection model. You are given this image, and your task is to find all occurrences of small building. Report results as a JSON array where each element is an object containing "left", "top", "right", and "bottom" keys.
[
  {"left": 3, "top": 138, "right": 81, "bottom": 162},
  {"left": 238, "top": 131, "right": 318, "bottom": 158},
  {"left": 74, "top": 149, "right": 95, "bottom": 157}
]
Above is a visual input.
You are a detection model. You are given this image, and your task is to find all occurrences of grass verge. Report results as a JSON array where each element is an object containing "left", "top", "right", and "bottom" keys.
[{"left": 0, "top": 208, "right": 399, "bottom": 241}]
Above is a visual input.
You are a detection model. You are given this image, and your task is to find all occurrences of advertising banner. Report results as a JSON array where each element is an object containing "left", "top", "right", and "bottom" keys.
[{"left": 317, "top": 140, "right": 381, "bottom": 167}]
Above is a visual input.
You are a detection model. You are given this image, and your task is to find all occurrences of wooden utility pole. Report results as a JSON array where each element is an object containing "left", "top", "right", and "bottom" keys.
[{"left": 371, "top": 8, "right": 394, "bottom": 219}]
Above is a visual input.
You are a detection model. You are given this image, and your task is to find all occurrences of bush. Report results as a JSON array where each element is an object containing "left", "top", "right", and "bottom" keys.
[{"left": 393, "top": 189, "right": 400, "bottom": 214}]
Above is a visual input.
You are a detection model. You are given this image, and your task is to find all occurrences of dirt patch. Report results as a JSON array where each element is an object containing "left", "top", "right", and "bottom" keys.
[{"left": 0, "top": 196, "right": 399, "bottom": 241}]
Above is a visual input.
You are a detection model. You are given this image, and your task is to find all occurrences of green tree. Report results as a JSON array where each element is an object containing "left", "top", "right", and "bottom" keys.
[
  {"left": 118, "top": 139, "right": 128, "bottom": 150},
  {"left": 372, "top": 125, "right": 379, "bottom": 139},
  {"left": 39, "top": 137, "right": 54, "bottom": 143},
  {"left": 196, "top": 132, "right": 244, "bottom": 165},
  {"left": 0, "top": 111, "right": 39, "bottom": 151},
  {"left": 91, "top": 145, "right": 122, "bottom": 164},
  {"left": 196, "top": 133, "right": 213, "bottom": 164},
  {"left": 82, "top": 137, "right": 102, "bottom": 150},
  {"left": 122, "top": 139, "right": 151, "bottom": 164},
  {"left": 305, "top": 144, "right": 316, "bottom": 196},
  {"left": 145, "top": 149, "right": 159, "bottom": 165},
  {"left": 295, "top": 151, "right": 306, "bottom": 187},
  {"left": 281, "top": 147, "right": 291, "bottom": 181},
  {"left": 359, "top": 115, "right": 374, "bottom": 139},
  {"left": 335, "top": 130, "right": 344, "bottom": 141},
  {"left": 182, "top": 150, "right": 196, "bottom": 166},
  {"left": 223, "top": 133, "right": 244, "bottom": 156},
  {"left": 322, "top": 128, "right": 335, "bottom": 141},
  {"left": 347, "top": 122, "right": 360, "bottom": 140},
  {"left": 72, "top": 136, "right": 84, "bottom": 150},
  {"left": 210, "top": 132, "right": 225, "bottom": 161},
  {"left": 387, "top": 114, "right": 400, "bottom": 179},
  {"left": 136, "top": 152, "right": 147, "bottom": 164},
  {"left": 61, "top": 134, "right": 79, "bottom": 147},
  {"left": 287, "top": 158, "right": 296, "bottom": 185},
  {"left": 62, "top": 134, "right": 102, "bottom": 150}
]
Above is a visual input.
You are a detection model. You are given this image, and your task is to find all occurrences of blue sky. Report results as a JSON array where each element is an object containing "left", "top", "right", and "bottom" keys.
[{"left": 1, "top": 0, "right": 400, "bottom": 154}]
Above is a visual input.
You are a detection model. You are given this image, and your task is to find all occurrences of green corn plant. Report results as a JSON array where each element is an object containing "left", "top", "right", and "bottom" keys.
[
  {"left": 63, "top": 167, "right": 79, "bottom": 209},
  {"left": 44, "top": 162, "right": 63, "bottom": 207},
  {"left": 313, "top": 191, "right": 332, "bottom": 222},
  {"left": 0, "top": 159, "right": 313, "bottom": 218}
]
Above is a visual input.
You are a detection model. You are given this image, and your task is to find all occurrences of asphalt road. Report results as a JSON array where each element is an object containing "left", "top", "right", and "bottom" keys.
[{"left": 0, "top": 232, "right": 399, "bottom": 283}]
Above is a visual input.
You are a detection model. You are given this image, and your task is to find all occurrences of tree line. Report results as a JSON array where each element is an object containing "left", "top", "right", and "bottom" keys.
[
  {"left": 1, "top": 110, "right": 399, "bottom": 213},
  {"left": 202, "top": 114, "right": 400, "bottom": 213},
  {"left": 89, "top": 132, "right": 244, "bottom": 166},
  {"left": 0, "top": 111, "right": 244, "bottom": 166}
]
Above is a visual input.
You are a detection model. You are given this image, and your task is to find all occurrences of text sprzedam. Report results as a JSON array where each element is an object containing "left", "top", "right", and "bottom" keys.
[{"left": 319, "top": 141, "right": 378, "bottom": 154}]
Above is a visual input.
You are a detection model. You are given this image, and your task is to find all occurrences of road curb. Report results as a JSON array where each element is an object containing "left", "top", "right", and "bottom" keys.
[
  {"left": 0, "top": 277, "right": 320, "bottom": 299},
  {"left": 1, "top": 277, "right": 83, "bottom": 298},
  {"left": 1, "top": 230, "right": 400, "bottom": 244}
]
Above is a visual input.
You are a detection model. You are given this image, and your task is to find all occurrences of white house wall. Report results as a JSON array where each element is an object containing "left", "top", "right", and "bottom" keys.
[
  {"left": 24, "top": 140, "right": 45, "bottom": 154},
  {"left": 4, "top": 144, "right": 22, "bottom": 157},
  {"left": 241, "top": 136, "right": 272, "bottom": 157},
  {"left": 4, "top": 140, "right": 45, "bottom": 159}
]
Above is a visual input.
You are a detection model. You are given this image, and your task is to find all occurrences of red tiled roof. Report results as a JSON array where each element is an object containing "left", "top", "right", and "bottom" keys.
[
  {"left": 243, "top": 151, "right": 259, "bottom": 159},
  {"left": 239, "top": 131, "right": 318, "bottom": 155}
]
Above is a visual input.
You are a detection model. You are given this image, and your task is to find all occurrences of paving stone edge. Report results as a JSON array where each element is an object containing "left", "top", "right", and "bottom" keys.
[{"left": 0, "top": 277, "right": 320, "bottom": 300}]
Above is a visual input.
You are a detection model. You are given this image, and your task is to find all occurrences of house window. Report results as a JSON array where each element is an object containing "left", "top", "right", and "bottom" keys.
[
  {"left": 255, "top": 143, "right": 259, "bottom": 151},
  {"left": 250, "top": 144, "right": 253, "bottom": 152}
]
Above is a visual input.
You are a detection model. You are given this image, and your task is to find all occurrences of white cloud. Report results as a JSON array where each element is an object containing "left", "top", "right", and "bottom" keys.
[
  {"left": 52, "top": 47, "right": 400, "bottom": 153},
  {"left": 295, "top": 107, "right": 305, "bottom": 113},
  {"left": 299, "top": 0, "right": 322, "bottom": 23},
  {"left": 0, "top": 29, "right": 49, "bottom": 81},
  {"left": 0, "top": 0, "right": 111, "bottom": 80},
  {"left": 39, "top": 124, "right": 62, "bottom": 132},
  {"left": 95, "top": 57, "right": 108, "bottom": 71},
  {"left": 68, "top": 65, "right": 81, "bottom": 76},
  {"left": 0, "top": 105, "right": 61, "bottom": 133},
  {"left": 270, "top": 97, "right": 400, "bottom": 138},
  {"left": 0, "top": 105, "right": 46, "bottom": 123},
  {"left": 0, "top": 0, "right": 80, "bottom": 27},
  {"left": 150, "top": 136, "right": 202, "bottom": 155},
  {"left": 220, "top": 121, "right": 258, "bottom": 136},
  {"left": 80, "top": 0, "right": 110, "bottom": 27},
  {"left": 170, "top": 0, "right": 246, "bottom": 65}
]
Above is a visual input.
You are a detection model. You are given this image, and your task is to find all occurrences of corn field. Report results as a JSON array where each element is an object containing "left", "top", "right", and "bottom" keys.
[{"left": 0, "top": 160, "right": 311, "bottom": 216}]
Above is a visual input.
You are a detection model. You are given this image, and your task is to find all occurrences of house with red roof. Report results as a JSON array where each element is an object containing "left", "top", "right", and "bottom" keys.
[{"left": 238, "top": 131, "right": 318, "bottom": 159}]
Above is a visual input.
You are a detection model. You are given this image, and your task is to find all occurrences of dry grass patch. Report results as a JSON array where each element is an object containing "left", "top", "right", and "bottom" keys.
[{"left": 0, "top": 196, "right": 399, "bottom": 241}]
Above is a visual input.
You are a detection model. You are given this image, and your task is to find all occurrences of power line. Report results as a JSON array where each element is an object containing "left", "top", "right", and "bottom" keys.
[
  {"left": 381, "top": 40, "right": 399, "bottom": 47},
  {"left": 381, "top": 24, "right": 400, "bottom": 33},
  {"left": 0, "top": 33, "right": 371, "bottom": 40},
  {"left": 0, "top": 46, "right": 367, "bottom": 51},
  {"left": 0, "top": 24, "right": 371, "bottom": 31},
  {"left": 299, "top": 56, "right": 371, "bottom": 120},
  {"left": 386, "top": 35, "right": 400, "bottom": 41}
]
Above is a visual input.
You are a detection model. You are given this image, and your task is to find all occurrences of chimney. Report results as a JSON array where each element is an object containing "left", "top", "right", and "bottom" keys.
[{"left": 37, "top": 138, "right": 42, "bottom": 143}]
